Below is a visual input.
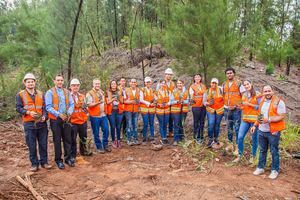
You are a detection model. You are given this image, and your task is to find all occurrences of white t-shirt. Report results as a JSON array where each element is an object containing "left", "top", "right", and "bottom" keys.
[{"left": 258, "top": 99, "right": 286, "bottom": 132}]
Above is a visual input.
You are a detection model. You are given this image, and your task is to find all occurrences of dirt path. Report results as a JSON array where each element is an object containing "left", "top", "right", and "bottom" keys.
[{"left": 0, "top": 122, "right": 299, "bottom": 200}]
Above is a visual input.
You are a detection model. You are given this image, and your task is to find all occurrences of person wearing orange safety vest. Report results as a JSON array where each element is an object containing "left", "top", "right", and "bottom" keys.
[
  {"left": 140, "top": 77, "right": 156, "bottom": 143},
  {"left": 106, "top": 80, "right": 124, "bottom": 149},
  {"left": 203, "top": 78, "right": 224, "bottom": 148},
  {"left": 69, "top": 78, "right": 92, "bottom": 160},
  {"left": 251, "top": 85, "right": 286, "bottom": 180},
  {"left": 222, "top": 67, "right": 246, "bottom": 153},
  {"left": 170, "top": 79, "right": 189, "bottom": 146},
  {"left": 233, "top": 80, "right": 262, "bottom": 163},
  {"left": 124, "top": 78, "right": 140, "bottom": 146},
  {"left": 86, "top": 79, "right": 110, "bottom": 154},
  {"left": 45, "top": 74, "right": 74, "bottom": 169},
  {"left": 189, "top": 74, "right": 207, "bottom": 144},
  {"left": 118, "top": 77, "right": 127, "bottom": 138},
  {"left": 155, "top": 80, "right": 172, "bottom": 145},
  {"left": 16, "top": 73, "right": 52, "bottom": 172}
]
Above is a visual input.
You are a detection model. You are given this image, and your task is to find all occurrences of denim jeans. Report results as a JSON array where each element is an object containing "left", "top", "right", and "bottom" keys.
[
  {"left": 237, "top": 121, "right": 258, "bottom": 157},
  {"left": 125, "top": 112, "right": 138, "bottom": 142},
  {"left": 192, "top": 107, "right": 206, "bottom": 140},
  {"left": 90, "top": 116, "right": 109, "bottom": 150},
  {"left": 142, "top": 113, "right": 155, "bottom": 140},
  {"left": 172, "top": 113, "right": 187, "bottom": 142},
  {"left": 156, "top": 114, "right": 170, "bottom": 139},
  {"left": 24, "top": 123, "right": 48, "bottom": 167},
  {"left": 107, "top": 110, "right": 124, "bottom": 141},
  {"left": 168, "top": 110, "right": 174, "bottom": 133},
  {"left": 257, "top": 130, "right": 281, "bottom": 171},
  {"left": 224, "top": 108, "right": 241, "bottom": 144},
  {"left": 206, "top": 112, "right": 223, "bottom": 142},
  {"left": 50, "top": 119, "right": 72, "bottom": 163},
  {"left": 71, "top": 122, "right": 88, "bottom": 157}
]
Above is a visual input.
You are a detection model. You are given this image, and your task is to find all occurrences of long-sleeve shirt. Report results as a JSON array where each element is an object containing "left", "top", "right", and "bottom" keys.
[
  {"left": 45, "top": 87, "right": 74, "bottom": 118},
  {"left": 170, "top": 88, "right": 189, "bottom": 105},
  {"left": 15, "top": 89, "right": 47, "bottom": 128}
]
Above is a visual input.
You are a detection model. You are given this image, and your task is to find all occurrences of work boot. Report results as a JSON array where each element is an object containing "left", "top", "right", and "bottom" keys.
[
  {"left": 30, "top": 166, "right": 38, "bottom": 172},
  {"left": 104, "top": 146, "right": 112, "bottom": 152}
]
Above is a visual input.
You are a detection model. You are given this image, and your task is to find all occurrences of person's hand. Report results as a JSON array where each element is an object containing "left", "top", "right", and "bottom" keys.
[
  {"left": 40, "top": 116, "right": 46, "bottom": 122},
  {"left": 28, "top": 111, "right": 38, "bottom": 118},
  {"left": 205, "top": 102, "right": 210, "bottom": 106},
  {"left": 250, "top": 126, "right": 256, "bottom": 134},
  {"left": 59, "top": 113, "right": 68, "bottom": 121}
]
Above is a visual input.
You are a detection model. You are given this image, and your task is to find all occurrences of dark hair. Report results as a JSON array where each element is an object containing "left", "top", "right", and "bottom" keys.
[
  {"left": 243, "top": 80, "right": 256, "bottom": 97},
  {"left": 262, "top": 85, "right": 273, "bottom": 91},
  {"left": 54, "top": 74, "right": 64, "bottom": 80},
  {"left": 193, "top": 74, "right": 202, "bottom": 83},
  {"left": 109, "top": 80, "right": 118, "bottom": 91},
  {"left": 225, "top": 67, "right": 236, "bottom": 74},
  {"left": 177, "top": 79, "right": 185, "bottom": 84},
  {"left": 119, "top": 77, "right": 126, "bottom": 81}
]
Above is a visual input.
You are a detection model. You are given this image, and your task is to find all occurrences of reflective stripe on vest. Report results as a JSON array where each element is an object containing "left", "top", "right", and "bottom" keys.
[
  {"left": 241, "top": 94, "right": 260, "bottom": 123},
  {"left": 190, "top": 83, "right": 206, "bottom": 107},
  {"left": 87, "top": 89, "right": 106, "bottom": 116},
  {"left": 206, "top": 88, "right": 224, "bottom": 115},
  {"left": 70, "top": 93, "right": 88, "bottom": 124},
  {"left": 124, "top": 88, "right": 140, "bottom": 113},
  {"left": 223, "top": 80, "right": 242, "bottom": 107},
  {"left": 140, "top": 87, "right": 155, "bottom": 114},
  {"left": 19, "top": 90, "right": 43, "bottom": 122},
  {"left": 48, "top": 88, "right": 69, "bottom": 120}
]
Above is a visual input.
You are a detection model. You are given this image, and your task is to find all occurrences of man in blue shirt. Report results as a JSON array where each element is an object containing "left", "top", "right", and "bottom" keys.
[{"left": 45, "top": 74, "right": 74, "bottom": 169}]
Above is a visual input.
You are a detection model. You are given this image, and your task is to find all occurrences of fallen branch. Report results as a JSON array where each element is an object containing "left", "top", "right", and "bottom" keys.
[
  {"left": 16, "top": 174, "right": 44, "bottom": 200},
  {"left": 50, "top": 192, "right": 65, "bottom": 200}
]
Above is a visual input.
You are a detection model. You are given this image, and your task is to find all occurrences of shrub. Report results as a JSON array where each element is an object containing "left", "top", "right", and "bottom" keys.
[{"left": 266, "top": 63, "right": 274, "bottom": 75}]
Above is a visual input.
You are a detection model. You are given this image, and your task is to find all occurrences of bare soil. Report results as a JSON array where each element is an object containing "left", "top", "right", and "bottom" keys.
[{"left": 0, "top": 121, "right": 299, "bottom": 200}]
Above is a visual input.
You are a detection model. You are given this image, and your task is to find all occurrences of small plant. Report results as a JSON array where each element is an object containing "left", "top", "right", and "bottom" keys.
[
  {"left": 276, "top": 74, "right": 288, "bottom": 81},
  {"left": 280, "top": 122, "right": 300, "bottom": 154},
  {"left": 265, "top": 63, "right": 274, "bottom": 75}
]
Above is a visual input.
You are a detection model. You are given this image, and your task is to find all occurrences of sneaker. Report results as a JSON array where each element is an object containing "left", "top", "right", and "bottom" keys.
[
  {"left": 96, "top": 149, "right": 105, "bottom": 154},
  {"left": 112, "top": 141, "right": 118, "bottom": 149},
  {"left": 214, "top": 138, "right": 220, "bottom": 145},
  {"left": 207, "top": 140, "right": 214, "bottom": 148},
  {"left": 269, "top": 170, "right": 279, "bottom": 180},
  {"left": 104, "top": 146, "right": 112, "bottom": 152},
  {"left": 117, "top": 140, "right": 122, "bottom": 149},
  {"left": 173, "top": 141, "right": 178, "bottom": 146},
  {"left": 82, "top": 151, "right": 93, "bottom": 156},
  {"left": 161, "top": 139, "right": 169, "bottom": 145},
  {"left": 56, "top": 162, "right": 65, "bottom": 170},
  {"left": 253, "top": 168, "right": 264, "bottom": 176},
  {"left": 30, "top": 166, "right": 38, "bottom": 172},
  {"left": 65, "top": 160, "right": 75, "bottom": 167},
  {"left": 127, "top": 140, "right": 133, "bottom": 146},
  {"left": 70, "top": 157, "right": 76, "bottom": 163},
  {"left": 41, "top": 163, "right": 52, "bottom": 169},
  {"left": 233, "top": 156, "right": 241, "bottom": 163},
  {"left": 150, "top": 138, "right": 155, "bottom": 144},
  {"left": 133, "top": 140, "right": 141, "bottom": 145},
  {"left": 196, "top": 139, "right": 204, "bottom": 145}
]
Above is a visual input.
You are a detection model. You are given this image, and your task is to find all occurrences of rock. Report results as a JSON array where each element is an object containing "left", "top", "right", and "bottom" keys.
[
  {"left": 151, "top": 144, "right": 163, "bottom": 151},
  {"left": 245, "top": 61, "right": 255, "bottom": 69},
  {"left": 126, "top": 156, "right": 134, "bottom": 161}
]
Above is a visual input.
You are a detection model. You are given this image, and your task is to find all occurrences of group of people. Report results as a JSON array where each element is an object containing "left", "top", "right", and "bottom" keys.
[{"left": 16, "top": 67, "right": 286, "bottom": 180}]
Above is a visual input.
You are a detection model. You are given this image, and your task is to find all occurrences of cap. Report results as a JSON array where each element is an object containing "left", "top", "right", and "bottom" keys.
[
  {"left": 70, "top": 78, "right": 80, "bottom": 85},
  {"left": 211, "top": 78, "right": 219, "bottom": 84},
  {"left": 23, "top": 73, "right": 36, "bottom": 81},
  {"left": 144, "top": 77, "right": 152, "bottom": 82},
  {"left": 164, "top": 68, "right": 173, "bottom": 75}
]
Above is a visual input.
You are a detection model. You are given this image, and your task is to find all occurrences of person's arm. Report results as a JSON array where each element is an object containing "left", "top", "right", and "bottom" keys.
[
  {"left": 139, "top": 90, "right": 150, "bottom": 106},
  {"left": 269, "top": 100, "right": 286, "bottom": 122},
  {"left": 67, "top": 92, "right": 74, "bottom": 116},
  {"left": 203, "top": 92, "right": 208, "bottom": 106},
  {"left": 182, "top": 91, "right": 189, "bottom": 104},
  {"left": 41, "top": 94, "right": 48, "bottom": 121},
  {"left": 45, "top": 90, "right": 60, "bottom": 117},
  {"left": 239, "top": 84, "right": 246, "bottom": 94},
  {"left": 86, "top": 93, "right": 100, "bottom": 107},
  {"left": 189, "top": 87, "right": 194, "bottom": 97},
  {"left": 16, "top": 93, "right": 27, "bottom": 115}
]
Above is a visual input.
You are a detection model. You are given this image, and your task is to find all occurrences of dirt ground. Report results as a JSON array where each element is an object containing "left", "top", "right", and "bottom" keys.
[{"left": 0, "top": 121, "right": 299, "bottom": 200}]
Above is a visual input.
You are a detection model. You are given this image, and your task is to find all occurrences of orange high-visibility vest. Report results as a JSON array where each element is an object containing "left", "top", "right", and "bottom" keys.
[
  {"left": 155, "top": 88, "right": 170, "bottom": 115},
  {"left": 165, "top": 80, "right": 175, "bottom": 93},
  {"left": 140, "top": 87, "right": 156, "bottom": 114},
  {"left": 171, "top": 89, "right": 189, "bottom": 114},
  {"left": 124, "top": 88, "right": 140, "bottom": 113},
  {"left": 206, "top": 88, "right": 224, "bottom": 115},
  {"left": 241, "top": 92, "right": 261, "bottom": 123},
  {"left": 190, "top": 83, "right": 207, "bottom": 107},
  {"left": 70, "top": 93, "right": 88, "bottom": 124},
  {"left": 223, "top": 79, "right": 242, "bottom": 107},
  {"left": 19, "top": 90, "right": 44, "bottom": 122},
  {"left": 48, "top": 88, "right": 70, "bottom": 120},
  {"left": 106, "top": 90, "right": 124, "bottom": 115},
  {"left": 87, "top": 89, "right": 107, "bottom": 117},
  {"left": 257, "top": 96, "right": 286, "bottom": 134}
]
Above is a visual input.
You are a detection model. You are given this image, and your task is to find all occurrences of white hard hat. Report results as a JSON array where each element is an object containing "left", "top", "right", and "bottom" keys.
[
  {"left": 70, "top": 78, "right": 80, "bottom": 85},
  {"left": 164, "top": 68, "right": 173, "bottom": 75},
  {"left": 144, "top": 77, "right": 152, "bottom": 82},
  {"left": 23, "top": 73, "right": 36, "bottom": 81},
  {"left": 211, "top": 78, "right": 219, "bottom": 84}
]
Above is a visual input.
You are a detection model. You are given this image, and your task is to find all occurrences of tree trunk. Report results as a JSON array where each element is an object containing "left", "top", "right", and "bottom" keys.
[
  {"left": 67, "top": 0, "right": 84, "bottom": 82},
  {"left": 286, "top": 56, "right": 291, "bottom": 76},
  {"left": 113, "top": 0, "right": 118, "bottom": 46},
  {"left": 129, "top": 7, "right": 139, "bottom": 65},
  {"left": 84, "top": 15, "right": 101, "bottom": 56}
]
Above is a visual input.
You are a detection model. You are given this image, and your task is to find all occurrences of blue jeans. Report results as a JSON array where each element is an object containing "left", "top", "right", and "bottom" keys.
[
  {"left": 224, "top": 108, "right": 241, "bottom": 143},
  {"left": 168, "top": 110, "right": 174, "bottom": 133},
  {"left": 172, "top": 113, "right": 187, "bottom": 142},
  {"left": 24, "top": 124, "right": 48, "bottom": 167},
  {"left": 192, "top": 107, "right": 206, "bottom": 140},
  {"left": 125, "top": 112, "right": 138, "bottom": 141},
  {"left": 207, "top": 112, "right": 223, "bottom": 141},
  {"left": 156, "top": 114, "right": 169, "bottom": 139},
  {"left": 258, "top": 130, "right": 281, "bottom": 171},
  {"left": 107, "top": 110, "right": 124, "bottom": 141},
  {"left": 90, "top": 116, "right": 109, "bottom": 150},
  {"left": 142, "top": 113, "right": 155, "bottom": 140},
  {"left": 237, "top": 121, "right": 258, "bottom": 157}
]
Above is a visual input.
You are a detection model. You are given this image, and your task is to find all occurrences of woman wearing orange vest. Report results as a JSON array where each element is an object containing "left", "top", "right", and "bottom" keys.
[
  {"left": 189, "top": 74, "right": 207, "bottom": 144},
  {"left": 106, "top": 80, "right": 124, "bottom": 149},
  {"left": 124, "top": 78, "right": 140, "bottom": 146},
  {"left": 203, "top": 78, "right": 224, "bottom": 148},
  {"left": 86, "top": 79, "right": 110, "bottom": 153},
  {"left": 155, "top": 80, "right": 171, "bottom": 145},
  {"left": 16, "top": 73, "right": 52, "bottom": 171},
  {"left": 170, "top": 79, "right": 189, "bottom": 145},
  {"left": 233, "top": 80, "right": 261, "bottom": 163},
  {"left": 140, "top": 77, "right": 156, "bottom": 143},
  {"left": 251, "top": 85, "right": 286, "bottom": 180},
  {"left": 69, "top": 79, "right": 92, "bottom": 160}
]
